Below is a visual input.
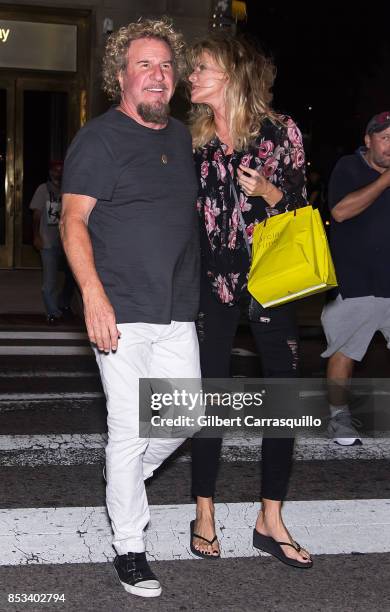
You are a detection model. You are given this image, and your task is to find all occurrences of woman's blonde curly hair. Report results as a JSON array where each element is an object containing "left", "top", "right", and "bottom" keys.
[
  {"left": 188, "top": 34, "right": 282, "bottom": 151},
  {"left": 102, "top": 17, "right": 186, "bottom": 101}
]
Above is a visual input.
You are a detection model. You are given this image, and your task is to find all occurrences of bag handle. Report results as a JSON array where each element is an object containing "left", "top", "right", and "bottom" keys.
[{"left": 263, "top": 205, "right": 297, "bottom": 227}]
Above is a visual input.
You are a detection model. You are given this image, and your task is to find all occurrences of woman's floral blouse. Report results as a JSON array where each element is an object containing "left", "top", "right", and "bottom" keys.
[{"left": 194, "top": 115, "right": 307, "bottom": 305}]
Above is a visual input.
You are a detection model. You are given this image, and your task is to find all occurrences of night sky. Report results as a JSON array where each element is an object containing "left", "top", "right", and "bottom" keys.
[{"left": 238, "top": 2, "right": 390, "bottom": 177}]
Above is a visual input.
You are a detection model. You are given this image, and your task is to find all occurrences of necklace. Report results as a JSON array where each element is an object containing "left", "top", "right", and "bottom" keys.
[{"left": 118, "top": 104, "right": 168, "bottom": 164}]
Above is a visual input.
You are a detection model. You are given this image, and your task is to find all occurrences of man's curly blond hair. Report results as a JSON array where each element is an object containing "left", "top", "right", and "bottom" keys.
[{"left": 102, "top": 17, "right": 186, "bottom": 101}]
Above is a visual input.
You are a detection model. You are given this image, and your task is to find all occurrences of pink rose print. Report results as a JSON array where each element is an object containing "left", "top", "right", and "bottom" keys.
[
  {"left": 204, "top": 197, "right": 220, "bottom": 235},
  {"left": 239, "top": 191, "right": 252, "bottom": 212},
  {"left": 258, "top": 140, "right": 274, "bottom": 158},
  {"left": 228, "top": 208, "right": 239, "bottom": 249},
  {"left": 215, "top": 274, "right": 234, "bottom": 303},
  {"left": 286, "top": 118, "right": 303, "bottom": 147},
  {"left": 201, "top": 161, "right": 209, "bottom": 178},
  {"left": 240, "top": 153, "right": 252, "bottom": 167},
  {"left": 273, "top": 145, "right": 283, "bottom": 161},
  {"left": 218, "top": 162, "right": 226, "bottom": 182},
  {"left": 212, "top": 160, "right": 227, "bottom": 182},
  {"left": 245, "top": 223, "right": 255, "bottom": 242},
  {"left": 263, "top": 156, "right": 278, "bottom": 178},
  {"left": 214, "top": 149, "right": 223, "bottom": 163},
  {"left": 291, "top": 147, "right": 305, "bottom": 169},
  {"left": 229, "top": 272, "right": 240, "bottom": 289}
]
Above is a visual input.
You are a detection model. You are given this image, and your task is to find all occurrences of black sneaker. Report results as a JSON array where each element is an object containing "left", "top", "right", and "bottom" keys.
[{"left": 113, "top": 552, "right": 161, "bottom": 598}]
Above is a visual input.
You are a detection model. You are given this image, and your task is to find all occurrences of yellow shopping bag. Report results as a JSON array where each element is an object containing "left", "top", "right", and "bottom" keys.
[{"left": 247, "top": 206, "right": 337, "bottom": 308}]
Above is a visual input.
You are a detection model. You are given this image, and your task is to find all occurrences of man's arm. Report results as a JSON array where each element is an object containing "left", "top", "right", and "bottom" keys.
[
  {"left": 331, "top": 169, "right": 390, "bottom": 223},
  {"left": 60, "top": 194, "right": 120, "bottom": 352}
]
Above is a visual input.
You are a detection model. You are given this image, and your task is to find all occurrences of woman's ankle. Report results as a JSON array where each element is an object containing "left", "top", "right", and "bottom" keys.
[
  {"left": 257, "top": 500, "right": 283, "bottom": 528},
  {"left": 196, "top": 497, "right": 215, "bottom": 518}
]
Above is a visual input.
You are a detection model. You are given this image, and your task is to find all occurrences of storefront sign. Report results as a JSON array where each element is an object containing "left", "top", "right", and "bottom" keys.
[
  {"left": 0, "top": 28, "right": 10, "bottom": 43},
  {"left": 0, "top": 20, "right": 77, "bottom": 71}
]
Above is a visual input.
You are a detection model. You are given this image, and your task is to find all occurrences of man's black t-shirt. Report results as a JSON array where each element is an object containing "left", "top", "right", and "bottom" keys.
[
  {"left": 328, "top": 147, "right": 390, "bottom": 298},
  {"left": 62, "top": 107, "right": 200, "bottom": 324}
]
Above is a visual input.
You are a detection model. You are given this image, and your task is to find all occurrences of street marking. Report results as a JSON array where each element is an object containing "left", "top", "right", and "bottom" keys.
[
  {"left": 0, "top": 499, "right": 389, "bottom": 565},
  {"left": 0, "top": 346, "right": 92, "bottom": 356},
  {"left": 0, "top": 332, "right": 87, "bottom": 340},
  {"left": 0, "top": 433, "right": 106, "bottom": 451},
  {"left": 300, "top": 390, "right": 390, "bottom": 397},
  {"left": 0, "top": 371, "right": 98, "bottom": 378},
  {"left": 0, "top": 433, "right": 389, "bottom": 464},
  {"left": 0, "top": 392, "right": 103, "bottom": 401}
]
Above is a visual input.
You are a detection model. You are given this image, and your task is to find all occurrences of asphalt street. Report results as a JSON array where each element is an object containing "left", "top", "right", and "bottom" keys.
[{"left": 0, "top": 326, "right": 389, "bottom": 612}]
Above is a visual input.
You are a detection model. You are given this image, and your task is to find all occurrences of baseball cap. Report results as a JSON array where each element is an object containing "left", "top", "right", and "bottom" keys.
[{"left": 365, "top": 111, "right": 390, "bottom": 135}]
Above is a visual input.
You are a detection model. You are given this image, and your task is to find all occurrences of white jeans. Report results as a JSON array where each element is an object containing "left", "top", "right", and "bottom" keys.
[{"left": 94, "top": 321, "right": 201, "bottom": 555}]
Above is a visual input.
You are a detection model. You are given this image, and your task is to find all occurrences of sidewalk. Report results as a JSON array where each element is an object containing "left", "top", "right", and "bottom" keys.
[
  {"left": 0, "top": 269, "right": 325, "bottom": 331},
  {"left": 0, "top": 270, "right": 84, "bottom": 330}
]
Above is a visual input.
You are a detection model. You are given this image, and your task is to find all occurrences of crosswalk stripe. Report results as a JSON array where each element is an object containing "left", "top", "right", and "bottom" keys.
[
  {"left": 1, "top": 433, "right": 389, "bottom": 463},
  {"left": 0, "top": 392, "right": 103, "bottom": 401},
  {"left": 0, "top": 347, "right": 92, "bottom": 355},
  {"left": 301, "top": 390, "right": 390, "bottom": 397},
  {"left": 3, "top": 387, "right": 389, "bottom": 401},
  {"left": 0, "top": 332, "right": 87, "bottom": 340},
  {"left": 0, "top": 371, "right": 98, "bottom": 378},
  {"left": 0, "top": 433, "right": 106, "bottom": 451},
  {"left": 1, "top": 499, "right": 389, "bottom": 565}
]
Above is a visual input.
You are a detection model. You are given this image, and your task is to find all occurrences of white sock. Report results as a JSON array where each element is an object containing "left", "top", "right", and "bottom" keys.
[{"left": 329, "top": 404, "right": 349, "bottom": 418}]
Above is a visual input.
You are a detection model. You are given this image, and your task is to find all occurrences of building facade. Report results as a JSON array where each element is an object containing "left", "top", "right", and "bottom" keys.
[{"left": 0, "top": 0, "right": 214, "bottom": 268}]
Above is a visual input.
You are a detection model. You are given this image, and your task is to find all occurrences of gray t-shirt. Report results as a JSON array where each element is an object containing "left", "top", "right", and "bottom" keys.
[
  {"left": 62, "top": 107, "right": 200, "bottom": 324},
  {"left": 29, "top": 181, "right": 62, "bottom": 248}
]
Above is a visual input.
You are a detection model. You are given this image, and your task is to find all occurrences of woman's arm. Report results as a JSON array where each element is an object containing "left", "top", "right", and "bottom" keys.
[
  {"left": 237, "top": 118, "right": 307, "bottom": 211},
  {"left": 236, "top": 165, "right": 283, "bottom": 207}
]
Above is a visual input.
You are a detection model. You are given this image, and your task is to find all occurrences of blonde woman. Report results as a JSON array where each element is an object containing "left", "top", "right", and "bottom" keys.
[{"left": 188, "top": 34, "right": 312, "bottom": 568}]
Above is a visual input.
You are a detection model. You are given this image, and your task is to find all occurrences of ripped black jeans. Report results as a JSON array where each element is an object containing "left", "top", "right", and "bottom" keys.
[{"left": 192, "top": 277, "right": 299, "bottom": 501}]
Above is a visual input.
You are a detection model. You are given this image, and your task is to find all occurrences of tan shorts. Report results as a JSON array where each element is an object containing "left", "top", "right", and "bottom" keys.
[{"left": 321, "top": 294, "right": 390, "bottom": 361}]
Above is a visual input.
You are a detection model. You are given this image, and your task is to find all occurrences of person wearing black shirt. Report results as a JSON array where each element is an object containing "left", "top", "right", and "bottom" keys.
[
  {"left": 60, "top": 19, "right": 201, "bottom": 598},
  {"left": 322, "top": 112, "right": 390, "bottom": 445}
]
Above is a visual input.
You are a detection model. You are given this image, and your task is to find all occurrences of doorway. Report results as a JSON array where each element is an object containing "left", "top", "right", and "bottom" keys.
[
  {"left": 0, "top": 76, "right": 79, "bottom": 267},
  {"left": 0, "top": 6, "right": 90, "bottom": 268}
]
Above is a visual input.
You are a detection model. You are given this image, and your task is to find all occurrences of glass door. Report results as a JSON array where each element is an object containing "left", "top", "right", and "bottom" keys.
[
  {"left": 0, "top": 77, "right": 15, "bottom": 268},
  {"left": 0, "top": 76, "right": 78, "bottom": 268},
  {"left": 15, "top": 77, "right": 77, "bottom": 267}
]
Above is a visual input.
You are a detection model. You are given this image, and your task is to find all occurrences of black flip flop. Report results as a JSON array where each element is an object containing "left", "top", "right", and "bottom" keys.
[
  {"left": 190, "top": 520, "right": 221, "bottom": 559},
  {"left": 253, "top": 529, "right": 313, "bottom": 569}
]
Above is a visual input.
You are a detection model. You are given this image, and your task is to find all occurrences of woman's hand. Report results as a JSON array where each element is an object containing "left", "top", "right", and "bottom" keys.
[{"left": 237, "top": 165, "right": 283, "bottom": 207}]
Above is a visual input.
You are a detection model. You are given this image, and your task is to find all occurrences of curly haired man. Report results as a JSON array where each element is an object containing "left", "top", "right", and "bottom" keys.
[{"left": 60, "top": 18, "right": 201, "bottom": 598}]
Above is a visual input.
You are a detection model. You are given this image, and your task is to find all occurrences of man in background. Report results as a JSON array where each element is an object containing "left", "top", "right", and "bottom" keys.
[
  {"left": 321, "top": 112, "right": 390, "bottom": 444},
  {"left": 30, "top": 160, "right": 75, "bottom": 324}
]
